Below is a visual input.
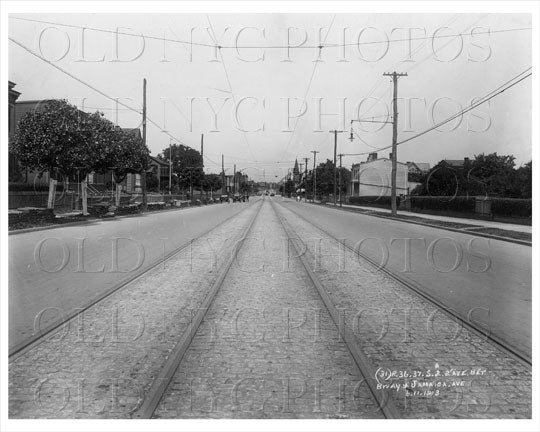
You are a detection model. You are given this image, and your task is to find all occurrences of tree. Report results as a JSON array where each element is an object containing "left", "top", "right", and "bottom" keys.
[
  {"left": 470, "top": 153, "right": 516, "bottom": 197},
  {"left": 412, "top": 153, "right": 530, "bottom": 199},
  {"left": 513, "top": 161, "right": 532, "bottom": 199},
  {"left": 161, "top": 144, "right": 204, "bottom": 196},
  {"left": 304, "top": 159, "right": 350, "bottom": 198},
  {"left": 8, "top": 151, "right": 24, "bottom": 182},
  {"left": 283, "top": 179, "right": 295, "bottom": 197},
  {"left": 11, "top": 99, "right": 99, "bottom": 209},
  {"left": 202, "top": 173, "right": 222, "bottom": 195}
]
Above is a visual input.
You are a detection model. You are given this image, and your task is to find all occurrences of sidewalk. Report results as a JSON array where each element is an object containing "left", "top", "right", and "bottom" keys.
[
  {"left": 280, "top": 197, "right": 531, "bottom": 245},
  {"left": 336, "top": 203, "right": 531, "bottom": 234}
]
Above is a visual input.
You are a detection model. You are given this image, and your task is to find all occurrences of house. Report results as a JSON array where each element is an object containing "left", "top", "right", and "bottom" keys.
[
  {"left": 440, "top": 158, "right": 471, "bottom": 170},
  {"left": 348, "top": 152, "right": 409, "bottom": 197},
  {"left": 8, "top": 81, "right": 21, "bottom": 140},
  {"left": 9, "top": 82, "right": 22, "bottom": 182},
  {"left": 406, "top": 162, "right": 431, "bottom": 175},
  {"left": 12, "top": 98, "right": 53, "bottom": 185}
]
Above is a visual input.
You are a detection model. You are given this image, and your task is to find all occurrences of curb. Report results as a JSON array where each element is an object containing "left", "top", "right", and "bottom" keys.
[
  {"left": 8, "top": 202, "right": 228, "bottom": 236},
  {"left": 310, "top": 202, "right": 532, "bottom": 247}
]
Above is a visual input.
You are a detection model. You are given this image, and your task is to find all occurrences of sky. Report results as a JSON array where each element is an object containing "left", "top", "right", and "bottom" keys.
[{"left": 8, "top": 13, "right": 532, "bottom": 182}]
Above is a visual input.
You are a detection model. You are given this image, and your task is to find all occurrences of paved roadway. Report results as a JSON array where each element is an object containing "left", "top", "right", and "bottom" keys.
[
  {"left": 279, "top": 198, "right": 532, "bottom": 360},
  {"left": 8, "top": 202, "right": 254, "bottom": 352}
]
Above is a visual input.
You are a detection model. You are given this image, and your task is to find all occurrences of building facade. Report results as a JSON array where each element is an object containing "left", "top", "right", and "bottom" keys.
[{"left": 349, "top": 153, "right": 409, "bottom": 197}]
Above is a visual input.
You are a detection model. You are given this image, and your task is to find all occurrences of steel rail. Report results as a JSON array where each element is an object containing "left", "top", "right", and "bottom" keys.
[
  {"left": 132, "top": 199, "right": 264, "bottom": 419},
  {"left": 9, "top": 201, "right": 260, "bottom": 361},
  {"left": 270, "top": 199, "right": 401, "bottom": 419},
  {"left": 275, "top": 200, "right": 532, "bottom": 367}
]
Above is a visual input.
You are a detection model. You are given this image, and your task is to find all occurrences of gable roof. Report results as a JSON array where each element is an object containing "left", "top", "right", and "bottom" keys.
[
  {"left": 407, "top": 162, "right": 431, "bottom": 172},
  {"left": 443, "top": 159, "right": 465, "bottom": 168},
  {"left": 149, "top": 155, "right": 169, "bottom": 167},
  {"left": 122, "top": 128, "right": 142, "bottom": 140}
]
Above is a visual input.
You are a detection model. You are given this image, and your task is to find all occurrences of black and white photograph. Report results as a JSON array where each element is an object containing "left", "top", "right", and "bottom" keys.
[{"left": 1, "top": 1, "right": 538, "bottom": 431}]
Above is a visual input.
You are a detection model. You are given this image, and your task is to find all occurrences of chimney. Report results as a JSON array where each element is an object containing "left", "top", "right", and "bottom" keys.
[{"left": 367, "top": 152, "right": 378, "bottom": 162}]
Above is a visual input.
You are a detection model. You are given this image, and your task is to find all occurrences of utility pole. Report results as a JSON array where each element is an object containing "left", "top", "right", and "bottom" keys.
[
  {"left": 168, "top": 138, "right": 172, "bottom": 195},
  {"left": 233, "top": 164, "right": 236, "bottom": 194},
  {"left": 383, "top": 71, "right": 407, "bottom": 216},
  {"left": 303, "top": 157, "right": 309, "bottom": 200},
  {"left": 141, "top": 78, "right": 148, "bottom": 212},
  {"left": 330, "top": 130, "right": 344, "bottom": 206},
  {"left": 200, "top": 134, "right": 204, "bottom": 200},
  {"left": 221, "top": 154, "right": 225, "bottom": 195},
  {"left": 338, "top": 153, "right": 344, "bottom": 207},
  {"left": 311, "top": 150, "right": 319, "bottom": 202}
]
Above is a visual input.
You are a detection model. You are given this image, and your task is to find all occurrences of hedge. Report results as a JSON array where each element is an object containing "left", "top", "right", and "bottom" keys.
[
  {"left": 348, "top": 195, "right": 531, "bottom": 219},
  {"left": 491, "top": 198, "right": 532, "bottom": 218},
  {"left": 9, "top": 182, "right": 64, "bottom": 192},
  {"left": 410, "top": 196, "right": 476, "bottom": 214},
  {"left": 348, "top": 195, "right": 401, "bottom": 208}
]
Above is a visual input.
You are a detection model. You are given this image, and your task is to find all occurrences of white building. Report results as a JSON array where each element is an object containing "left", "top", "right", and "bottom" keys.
[{"left": 349, "top": 152, "right": 409, "bottom": 197}]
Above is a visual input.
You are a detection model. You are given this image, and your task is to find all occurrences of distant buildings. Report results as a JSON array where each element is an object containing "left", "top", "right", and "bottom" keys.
[
  {"left": 348, "top": 152, "right": 431, "bottom": 197},
  {"left": 406, "top": 161, "right": 431, "bottom": 175},
  {"left": 348, "top": 152, "right": 409, "bottom": 197}
]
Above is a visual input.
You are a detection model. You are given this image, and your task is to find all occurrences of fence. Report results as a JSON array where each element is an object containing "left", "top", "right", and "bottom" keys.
[{"left": 346, "top": 195, "right": 531, "bottom": 223}]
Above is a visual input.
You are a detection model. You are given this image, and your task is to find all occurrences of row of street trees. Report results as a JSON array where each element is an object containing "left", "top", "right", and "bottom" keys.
[
  {"left": 157, "top": 144, "right": 224, "bottom": 196},
  {"left": 10, "top": 99, "right": 150, "bottom": 213}
]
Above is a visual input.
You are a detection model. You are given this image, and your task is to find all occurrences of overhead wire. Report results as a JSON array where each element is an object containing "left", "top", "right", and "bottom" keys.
[
  {"left": 342, "top": 67, "right": 532, "bottom": 156},
  {"left": 9, "top": 15, "right": 531, "bottom": 50},
  {"left": 205, "top": 14, "right": 257, "bottom": 161},
  {"left": 8, "top": 36, "right": 193, "bottom": 151},
  {"left": 278, "top": 14, "right": 336, "bottom": 161}
]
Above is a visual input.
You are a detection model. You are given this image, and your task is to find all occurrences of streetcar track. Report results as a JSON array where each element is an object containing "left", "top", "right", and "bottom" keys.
[
  {"left": 274, "top": 200, "right": 531, "bottom": 367},
  {"left": 269, "top": 199, "right": 400, "bottom": 419},
  {"left": 9, "top": 201, "right": 260, "bottom": 361},
  {"left": 132, "top": 199, "right": 264, "bottom": 419}
]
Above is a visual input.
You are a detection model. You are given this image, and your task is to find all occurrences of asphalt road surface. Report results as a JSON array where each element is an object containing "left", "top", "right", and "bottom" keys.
[
  {"left": 8, "top": 202, "right": 254, "bottom": 352},
  {"left": 279, "top": 199, "right": 532, "bottom": 360}
]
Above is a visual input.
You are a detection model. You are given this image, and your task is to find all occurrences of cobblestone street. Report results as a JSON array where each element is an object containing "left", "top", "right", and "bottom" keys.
[{"left": 8, "top": 198, "right": 532, "bottom": 419}]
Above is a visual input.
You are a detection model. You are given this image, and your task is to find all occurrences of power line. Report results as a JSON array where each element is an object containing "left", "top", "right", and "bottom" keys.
[
  {"left": 353, "top": 14, "right": 461, "bottom": 120},
  {"left": 9, "top": 35, "right": 193, "bottom": 151},
  {"left": 279, "top": 14, "right": 336, "bottom": 161},
  {"left": 9, "top": 15, "right": 531, "bottom": 49},
  {"left": 352, "top": 14, "right": 488, "bottom": 153},
  {"left": 396, "top": 70, "right": 531, "bottom": 147},
  {"left": 206, "top": 14, "right": 256, "bottom": 161},
  {"left": 356, "top": 14, "right": 471, "bottom": 122},
  {"left": 342, "top": 67, "right": 532, "bottom": 157}
]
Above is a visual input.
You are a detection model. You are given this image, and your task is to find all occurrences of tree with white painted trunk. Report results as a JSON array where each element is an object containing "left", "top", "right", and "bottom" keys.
[
  {"left": 10, "top": 99, "right": 99, "bottom": 212},
  {"left": 93, "top": 124, "right": 150, "bottom": 207},
  {"left": 11, "top": 100, "right": 150, "bottom": 214}
]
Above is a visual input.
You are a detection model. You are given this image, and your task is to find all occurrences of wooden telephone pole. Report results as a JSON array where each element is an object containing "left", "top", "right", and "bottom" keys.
[
  {"left": 311, "top": 150, "right": 319, "bottom": 202},
  {"left": 168, "top": 138, "right": 172, "bottom": 194},
  {"left": 383, "top": 71, "right": 407, "bottom": 216},
  {"left": 330, "top": 130, "right": 344, "bottom": 206},
  {"left": 338, "top": 153, "right": 344, "bottom": 207},
  {"left": 141, "top": 78, "right": 148, "bottom": 212},
  {"left": 221, "top": 154, "right": 225, "bottom": 194}
]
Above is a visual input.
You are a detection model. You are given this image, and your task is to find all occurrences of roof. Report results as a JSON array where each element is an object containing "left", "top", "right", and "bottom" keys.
[
  {"left": 149, "top": 155, "right": 169, "bottom": 166},
  {"left": 359, "top": 157, "right": 408, "bottom": 167},
  {"left": 121, "top": 128, "right": 142, "bottom": 140},
  {"left": 407, "top": 162, "right": 431, "bottom": 172},
  {"left": 443, "top": 159, "right": 465, "bottom": 167}
]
